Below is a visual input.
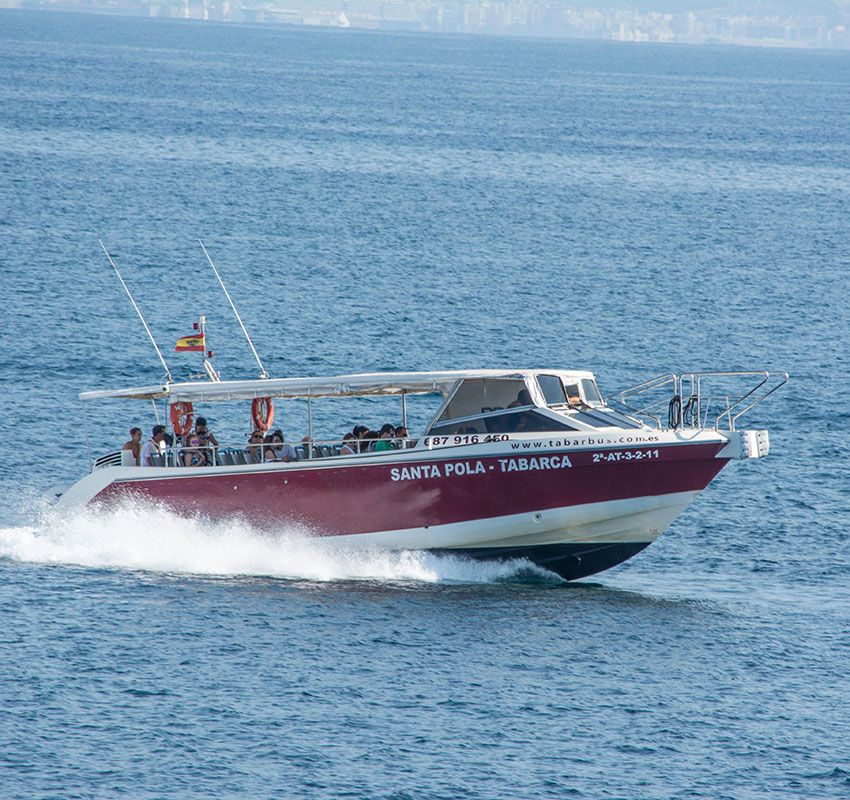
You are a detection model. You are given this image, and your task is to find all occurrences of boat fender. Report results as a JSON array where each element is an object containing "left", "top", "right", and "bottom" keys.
[
  {"left": 682, "top": 395, "right": 699, "bottom": 427},
  {"left": 668, "top": 395, "right": 681, "bottom": 430},
  {"left": 252, "top": 397, "right": 274, "bottom": 433},
  {"left": 170, "top": 401, "right": 194, "bottom": 436}
]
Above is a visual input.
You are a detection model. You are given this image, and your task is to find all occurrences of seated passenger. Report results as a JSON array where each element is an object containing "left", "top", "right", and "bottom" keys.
[
  {"left": 246, "top": 429, "right": 264, "bottom": 462},
  {"left": 352, "top": 424, "right": 368, "bottom": 453},
  {"left": 340, "top": 433, "right": 357, "bottom": 456},
  {"left": 362, "top": 430, "right": 380, "bottom": 452},
  {"left": 265, "top": 429, "right": 296, "bottom": 463},
  {"left": 195, "top": 417, "right": 219, "bottom": 464},
  {"left": 395, "top": 426, "right": 409, "bottom": 448},
  {"left": 374, "top": 424, "right": 396, "bottom": 452},
  {"left": 507, "top": 389, "right": 533, "bottom": 408},
  {"left": 565, "top": 385, "right": 582, "bottom": 406},
  {"left": 121, "top": 427, "right": 142, "bottom": 466},
  {"left": 141, "top": 425, "right": 168, "bottom": 467},
  {"left": 182, "top": 428, "right": 210, "bottom": 467}
]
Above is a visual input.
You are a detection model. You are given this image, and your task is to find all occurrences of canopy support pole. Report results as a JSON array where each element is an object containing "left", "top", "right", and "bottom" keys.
[
  {"left": 307, "top": 395, "right": 313, "bottom": 458},
  {"left": 82, "top": 400, "right": 92, "bottom": 473},
  {"left": 401, "top": 392, "right": 407, "bottom": 428}
]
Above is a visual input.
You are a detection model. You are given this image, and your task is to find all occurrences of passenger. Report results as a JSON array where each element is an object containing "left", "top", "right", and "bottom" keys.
[
  {"left": 262, "top": 432, "right": 275, "bottom": 460},
  {"left": 352, "top": 424, "right": 369, "bottom": 453},
  {"left": 340, "top": 433, "right": 357, "bottom": 456},
  {"left": 141, "top": 425, "right": 168, "bottom": 467},
  {"left": 121, "top": 427, "right": 142, "bottom": 466},
  {"left": 182, "top": 428, "right": 209, "bottom": 467},
  {"left": 265, "top": 429, "right": 297, "bottom": 463},
  {"left": 507, "top": 389, "right": 533, "bottom": 408},
  {"left": 374, "top": 424, "right": 395, "bottom": 452},
  {"left": 565, "top": 384, "right": 582, "bottom": 406},
  {"left": 246, "top": 429, "right": 264, "bottom": 462},
  {"left": 362, "top": 430, "right": 380, "bottom": 452},
  {"left": 195, "top": 417, "right": 219, "bottom": 464},
  {"left": 395, "top": 425, "right": 410, "bottom": 448}
]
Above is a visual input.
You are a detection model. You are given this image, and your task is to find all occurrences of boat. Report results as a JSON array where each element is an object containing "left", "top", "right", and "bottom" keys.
[{"left": 57, "top": 367, "right": 787, "bottom": 581}]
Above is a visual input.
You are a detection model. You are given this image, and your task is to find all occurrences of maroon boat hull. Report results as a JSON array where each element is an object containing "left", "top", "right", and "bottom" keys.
[{"left": 93, "top": 442, "right": 728, "bottom": 536}]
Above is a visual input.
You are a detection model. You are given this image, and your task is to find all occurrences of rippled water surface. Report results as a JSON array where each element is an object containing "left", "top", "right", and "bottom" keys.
[{"left": 1, "top": 10, "right": 849, "bottom": 798}]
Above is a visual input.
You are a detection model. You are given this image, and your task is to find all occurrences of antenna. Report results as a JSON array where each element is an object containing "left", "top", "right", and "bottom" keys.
[
  {"left": 198, "top": 239, "right": 269, "bottom": 379},
  {"left": 99, "top": 240, "right": 173, "bottom": 383}
]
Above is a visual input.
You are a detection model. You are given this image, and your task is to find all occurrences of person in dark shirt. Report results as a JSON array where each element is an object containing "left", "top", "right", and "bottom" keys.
[
  {"left": 352, "top": 424, "right": 369, "bottom": 453},
  {"left": 507, "top": 389, "right": 533, "bottom": 408}
]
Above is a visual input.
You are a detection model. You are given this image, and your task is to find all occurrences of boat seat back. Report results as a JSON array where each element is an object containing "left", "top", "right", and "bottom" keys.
[{"left": 94, "top": 450, "right": 122, "bottom": 470}]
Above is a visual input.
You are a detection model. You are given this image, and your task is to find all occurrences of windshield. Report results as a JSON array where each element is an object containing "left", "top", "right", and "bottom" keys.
[
  {"left": 437, "top": 379, "right": 528, "bottom": 421},
  {"left": 581, "top": 378, "right": 603, "bottom": 405},
  {"left": 537, "top": 374, "right": 568, "bottom": 405}
]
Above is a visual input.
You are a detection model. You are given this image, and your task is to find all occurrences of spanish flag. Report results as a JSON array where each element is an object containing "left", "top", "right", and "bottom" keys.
[{"left": 175, "top": 332, "right": 206, "bottom": 352}]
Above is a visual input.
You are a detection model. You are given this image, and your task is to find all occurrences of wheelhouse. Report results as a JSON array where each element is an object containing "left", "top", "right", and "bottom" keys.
[{"left": 424, "top": 371, "right": 642, "bottom": 436}]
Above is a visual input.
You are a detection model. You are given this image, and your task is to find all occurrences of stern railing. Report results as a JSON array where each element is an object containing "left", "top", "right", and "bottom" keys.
[{"left": 611, "top": 371, "right": 788, "bottom": 432}]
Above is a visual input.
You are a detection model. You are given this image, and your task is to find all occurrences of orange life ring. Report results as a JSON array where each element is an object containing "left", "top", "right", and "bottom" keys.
[
  {"left": 251, "top": 397, "right": 274, "bottom": 433},
  {"left": 170, "top": 401, "right": 194, "bottom": 436}
]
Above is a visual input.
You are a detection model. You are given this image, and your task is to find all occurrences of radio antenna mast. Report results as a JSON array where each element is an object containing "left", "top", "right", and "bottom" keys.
[
  {"left": 198, "top": 239, "right": 269, "bottom": 379},
  {"left": 99, "top": 240, "right": 173, "bottom": 383}
]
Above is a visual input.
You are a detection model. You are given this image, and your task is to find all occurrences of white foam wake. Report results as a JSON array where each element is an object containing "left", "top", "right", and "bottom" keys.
[{"left": 0, "top": 498, "right": 557, "bottom": 584}]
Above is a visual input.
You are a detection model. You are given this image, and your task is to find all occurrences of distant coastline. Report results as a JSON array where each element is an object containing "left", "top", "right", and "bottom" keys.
[{"left": 4, "top": 1, "right": 850, "bottom": 50}]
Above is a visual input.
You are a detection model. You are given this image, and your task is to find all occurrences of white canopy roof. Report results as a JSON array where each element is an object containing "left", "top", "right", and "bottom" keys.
[{"left": 79, "top": 369, "right": 596, "bottom": 403}]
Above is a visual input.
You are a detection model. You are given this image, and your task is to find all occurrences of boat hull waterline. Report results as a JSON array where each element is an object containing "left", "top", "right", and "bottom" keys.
[{"left": 61, "top": 434, "right": 733, "bottom": 580}]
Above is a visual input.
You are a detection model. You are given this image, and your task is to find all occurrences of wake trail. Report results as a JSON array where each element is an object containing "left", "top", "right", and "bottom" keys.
[{"left": 0, "top": 497, "right": 558, "bottom": 585}]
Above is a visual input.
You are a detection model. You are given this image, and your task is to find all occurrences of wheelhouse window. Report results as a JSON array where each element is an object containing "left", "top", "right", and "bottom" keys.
[
  {"left": 437, "top": 379, "right": 528, "bottom": 422},
  {"left": 537, "top": 374, "right": 567, "bottom": 406},
  {"left": 563, "top": 382, "right": 583, "bottom": 405},
  {"left": 580, "top": 378, "right": 603, "bottom": 405},
  {"left": 429, "top": 409, "right": 578, "bottom": 436}
]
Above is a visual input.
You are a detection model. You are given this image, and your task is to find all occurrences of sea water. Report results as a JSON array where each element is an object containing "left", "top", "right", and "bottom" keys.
[{"left": 0, "top": 11, "right": 849, "bottom": 798}]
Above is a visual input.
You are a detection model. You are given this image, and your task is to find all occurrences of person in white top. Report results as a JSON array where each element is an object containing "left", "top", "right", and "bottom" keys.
[
  {"left": 339, "top": 433, "right": 357, "bottom": 456},
  {"left": 264, "top": 429, "right": 296, "bottom": 463},
  {"left": 141, "top": 425, "right": 168, "bottom": 466}
]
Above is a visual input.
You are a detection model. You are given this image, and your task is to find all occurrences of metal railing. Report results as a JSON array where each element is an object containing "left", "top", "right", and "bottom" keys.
[
  {"left": 611, "top": 371, "right": 788, "bottom": 432},
  {"left": 94, "top": 436, "right": 419, "bottom": 471}
]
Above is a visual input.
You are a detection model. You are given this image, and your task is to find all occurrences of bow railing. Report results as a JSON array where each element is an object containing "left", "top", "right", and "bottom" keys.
[{"left": 611, "top": 371, "right": 788, "bottom": 432}]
